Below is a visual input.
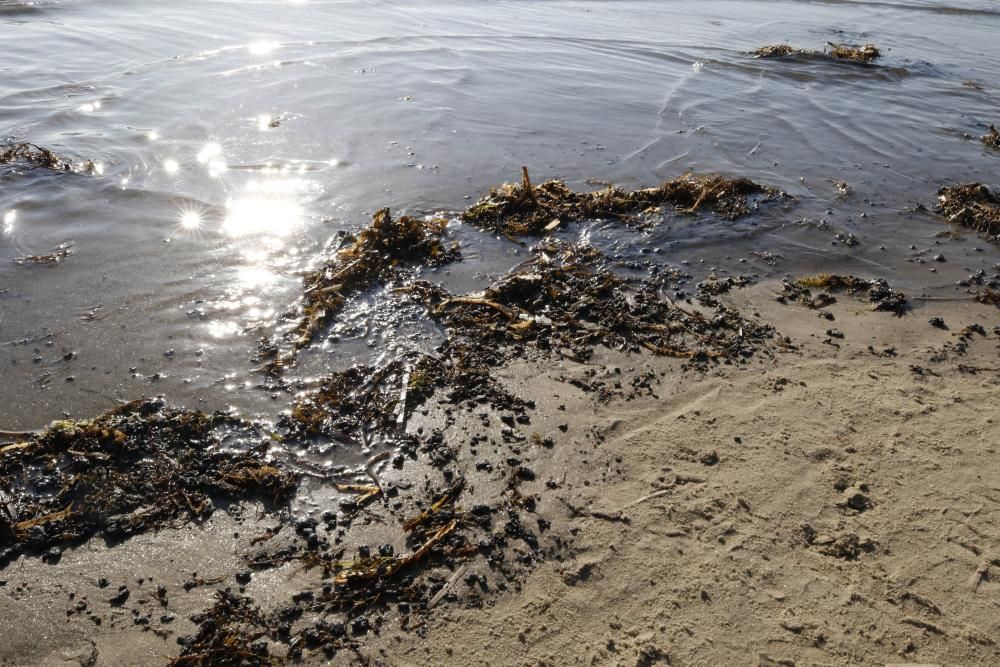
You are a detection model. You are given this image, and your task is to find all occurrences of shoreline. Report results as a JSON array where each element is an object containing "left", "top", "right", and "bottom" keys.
[{"left": 3, "top": 281, "right": 1000, "bottom": 665}]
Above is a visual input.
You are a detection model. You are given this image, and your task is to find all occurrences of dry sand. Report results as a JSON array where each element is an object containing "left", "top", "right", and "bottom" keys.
[{"left": 3, "top": 281, "right": 1000, "bottom": 666}]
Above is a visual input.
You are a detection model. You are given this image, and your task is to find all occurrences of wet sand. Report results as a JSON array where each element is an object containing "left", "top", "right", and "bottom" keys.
[{"left": 4, "top": 283, "right": 1000, "bottom": 665}]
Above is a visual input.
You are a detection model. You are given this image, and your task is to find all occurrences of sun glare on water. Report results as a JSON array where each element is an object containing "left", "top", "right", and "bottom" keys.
[{"left": 222, "top": 179, "right": 307, "bottom": 238}]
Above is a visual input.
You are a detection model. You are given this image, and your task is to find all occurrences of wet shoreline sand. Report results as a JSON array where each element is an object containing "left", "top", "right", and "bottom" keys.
[{"left": 4, "top": 278, "right": 1000, "bottom": 665}]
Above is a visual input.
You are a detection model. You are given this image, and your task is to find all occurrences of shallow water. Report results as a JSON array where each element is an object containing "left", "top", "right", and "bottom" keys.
[{"left": 1, "top": 0, "right": 999, "bottom": 429}]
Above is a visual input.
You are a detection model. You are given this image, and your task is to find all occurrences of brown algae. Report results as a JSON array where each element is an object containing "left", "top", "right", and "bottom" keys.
[
  {"left": 461, "top": 167, "right": 785, "bottom": 236},
  {"left": 982, "top": 125, "right": 1000, "bottom": 149},
  {"left": 751, "top": 43, "right": 881, "bottom": 64},
  {"left": 937, "top": 183, "right": 1000, "bottom": 237},
  {"left": 0, "top": 399, "right": 296, "bottom": 563},
  {"left": 826, "top": 42, "right": 881, "bottom": 63}
]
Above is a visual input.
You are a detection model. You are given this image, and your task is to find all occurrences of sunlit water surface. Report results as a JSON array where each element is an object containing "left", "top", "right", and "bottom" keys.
[{"left": 1, "top": 0, "right": 999, "bottom": 429}]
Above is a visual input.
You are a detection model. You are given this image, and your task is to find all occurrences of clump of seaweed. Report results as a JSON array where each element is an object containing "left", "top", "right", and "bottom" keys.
[
  {"left": 753, "top": 44, "right": 800, "bottom": 58},
  {"left": 751, "top": 43, "right": 881, "bottom": 64},
  {"left": 0, "top": 142, "right": 71, "bottom": 171},
  {"left": 172, "top": 591, "right": 281, "bottom": 666},
  {"left": 14, "top": 243, "right": 73, "bottom": 265},
  {"left": 780, "top": 274, "right": 907, "bottom": 315},
  {"left": 981, "top": 125, "right": 1000, "bottom": 149},
  {"left": 0, "top": 399, "right": 296, "bottom": 563},
  {"left": 826, "top": 42, "right": 881, "bottom": 63},
  {"left": 937, "top": 183, "right": 1000, "bottom": 237},
  {"left": 265, "top": 208, "right": 459, "bottom": 372},
  {"left": 282, "top": 355, "right": 439, "bottom": 439},
  {"left": 284, "top": 351, "right": 531, "bottom": 440},
  {"left": 404, "top": 239, "right": 774, "bottom": 364},
  {"left": 461, "top": 167, "right": 784, "bottom": 236}
]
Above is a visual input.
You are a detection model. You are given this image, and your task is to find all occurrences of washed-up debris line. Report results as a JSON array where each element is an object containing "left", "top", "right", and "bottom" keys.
[
  {"left": 260, "top": 208, "right": 460, "bottom": 373},
  {"left": 982, "top": 125, "right": 1000, "bottom": 149},
  {"left": 0, "top": 399, "right": 296, "bottom": 563},
  {"left": 461, "top": 167, "right": 785, "bottom": 236},
  {"left": 937, "top": 183, "right": 1000, "bottom": 238},
  {"left": 752, "top": 42, "right": 881, "bottom": 64},
  {"left": 779, "top": 275, "right": 908, "bottom": 315},
  {"left": 0, "top": 142, "right": 71, "bottom": 171},
  {"left": 402, "top": 239, "right": 775, "bottom": 365}
]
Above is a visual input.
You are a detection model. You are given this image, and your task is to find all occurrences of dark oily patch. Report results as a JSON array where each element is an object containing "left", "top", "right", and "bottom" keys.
[
  {"left": 405, "top": 239, "right": 774, "bottom": 365},
  {"left": 461, "top": 167, "right": 785, "bottom": 236},
  {"left": 752, "top": 42, "right": 881, "bottom": 64},
  {"left": 937, "top": 183, "right": 1000, "bottom": 238},
  {"left": 0, "top": 399, "right": 296, "bottom": 563},
  {"left": 263, "top": 208, "right": 460, "bottom": 372},
  {"left": 982, "top": 125, "right": 1000, "bottom": 149},
  {"left": 779, "top": 274, "right": 907, "bottom": 315}
]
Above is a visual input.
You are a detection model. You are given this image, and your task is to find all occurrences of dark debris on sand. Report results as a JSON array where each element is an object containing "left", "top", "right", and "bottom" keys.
[
  {"left": 0, "top": 399, "right": 296, "bottom": 564},
  {"left": 779, "top": 275, "right": 908, "bottom": 315},
  {"left": 937, "top": 183, "right": 1000, "bottom": 238},
  {"left": 404, "top": 239, "right": 775, "bottom": 365},
  {"left": 461, "top": 167, "right": 785, "bottom": 236}
]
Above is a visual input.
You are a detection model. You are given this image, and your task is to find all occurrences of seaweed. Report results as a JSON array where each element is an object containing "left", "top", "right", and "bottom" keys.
[
  {"left": 826, "top": 42, "right": 880, "bottom": 63},
  {"left": 171, "top": 591, "right": 281, "bottom": 666},
  {"left": 14, "top": 243, "right": 73, "bottom": 265},
  {"left": 0, "top": 142, "right": 71, "bottom": 171},
  {"left": 751, "top": 43, "right": 881, "bottom": 64},
  {"left": 981, "top": 125, "right": 1000, "bottom": 149},
  {"left": 937, "top": 183, "right": 1000, "bottom": 237},
  {"left": 753, "top": 45, "right": 800, "bottom": 58},
  {"left": 0, "top": 399, "right": 296, "bottom": 562},
  {"left": 283, "top": 351, "right": 530, "bottom": 440},
  {"left": 267, "top": 208, "right": 459, "bottom": 372},
  {"left": 405, "top": 239, "right": 774, "bottom": 364},
  {"left": 781, "top": 274, "right": 907, "bottom": 315},
  {"left": 461, "top": 168, "right": 784, "bottom": 236}
]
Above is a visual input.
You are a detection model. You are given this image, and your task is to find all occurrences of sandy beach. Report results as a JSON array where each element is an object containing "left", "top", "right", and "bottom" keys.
[{"left": 4, "top": 280, "right": 1000, "bottom": 666}]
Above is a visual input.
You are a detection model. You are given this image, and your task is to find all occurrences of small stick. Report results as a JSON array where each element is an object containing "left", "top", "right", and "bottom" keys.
[
  {"left": 521, "top": 166, "right": 538, "bottom": 205},
  {"left": 428, "top": 565, "right": 468, "bottom": 609},
  {"left": 624, "top": 488, "right": 672, "bottom": 509}
]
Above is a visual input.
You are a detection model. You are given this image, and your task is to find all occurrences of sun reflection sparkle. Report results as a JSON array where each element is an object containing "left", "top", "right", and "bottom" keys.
[
  {"left": 221, "top": 178, "right": 308, "bottom": 237},
  {"left": 2, "top": 210, "right": 15, "bottom": 235},
  {"left": 248, "top": 40, "right": 280, "bottom": 56}
]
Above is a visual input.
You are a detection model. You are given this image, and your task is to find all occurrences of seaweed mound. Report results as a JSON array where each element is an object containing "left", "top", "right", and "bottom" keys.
[
  {"left": 937, "top": 183, "right": 1000, "bottom": 237},
  {"left": 0, "top": 399, "right": 296, "bottom": 562},
  {"left": 461, "top": 168, "right": 784, "bottom": 236}
]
